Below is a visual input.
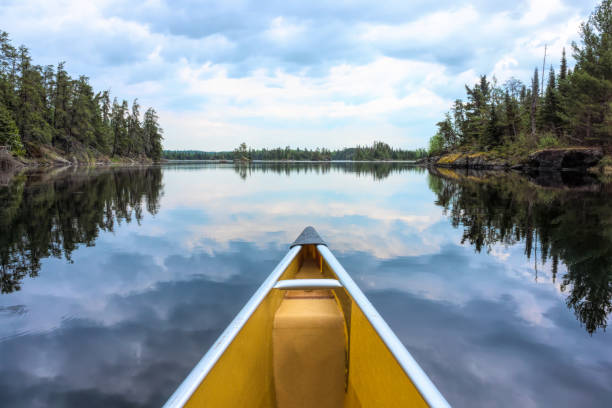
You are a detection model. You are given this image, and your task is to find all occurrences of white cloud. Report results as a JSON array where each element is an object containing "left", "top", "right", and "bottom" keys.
[
  {"left": 360, "top": 6, "right": 480, "bottom": 45},
  {"left": 0, "top": 0, "right": 593, "bottom": 150},
  {"left": 264, "top": 16, "right": 306, "bottom": 43}
]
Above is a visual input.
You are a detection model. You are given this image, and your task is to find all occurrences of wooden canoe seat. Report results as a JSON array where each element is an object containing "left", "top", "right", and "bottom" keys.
[{"left": 273, "top": 258, "right": 346, "bottom": 408}]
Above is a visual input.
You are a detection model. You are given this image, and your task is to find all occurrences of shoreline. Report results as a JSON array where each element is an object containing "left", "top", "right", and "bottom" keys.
[
  {"left": 165, "top": 159, "right": 419, "bottom": 163},
  {"left": 416, "top": 147, "right": 611, "bottom": 176},
  {"left": 1, "top": 147, "right": 156, "bottom": 170}
]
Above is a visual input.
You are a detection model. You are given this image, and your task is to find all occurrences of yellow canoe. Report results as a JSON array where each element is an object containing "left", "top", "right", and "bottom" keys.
[{"left": 163, "top": 227, "right": 451, "bottom": 408}]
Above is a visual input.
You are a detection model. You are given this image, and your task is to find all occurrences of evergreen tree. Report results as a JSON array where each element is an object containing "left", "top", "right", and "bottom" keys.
[
  {"left": 0, "top": 100, "right": 23, "bottom": 154},
  {"left": 434, "top": 114, "right": 457, "bottom": 149},
  {"left": 557, "top": 49, "right": 572, "bottom": 139},
  {"left": 68, "top": 76, "right": 96, "bottom": 147},
  {"left": 530, "top": 68, "right": 539, "bottom": 140},
  {"left": 569, "top": 0, "right": 612, "bottom": 144},
  {"left": 464, "top": 75, "right": 492, "bottom": 147},
  {"left": 560, "top": 48, "right": 568, "bottom": 81},
  {"left": 128, "top": 98, "right": 143, "bottom": 157},
  {"left": 52, "top": 61, "right": 71, "bottom": 147},
  {"left": 15, "top": 46, "right": 52, "bottom": 144},
  {"left": 486, "top": 106, "right": 503, "bottom": 146},
  {"left": 95, "top": 90, "right": 112, "bottom": 154},
  {"left": 541, "top": 67, "right": 562, "bottom": 134},
  {"left": 451, "top": 99, "right": 467, "bottom": 145},
  {"left": 111, "top": 98, "right": 127, "bottom": 156},
  {"left": 0, "top": 31, "right": 18, "bottom": 113},
  {"left": 143, "top": 107, "right": 163, "bottom": 161},
  {"left": 504, "top": 90, "right": 519, "bottom": 140}
]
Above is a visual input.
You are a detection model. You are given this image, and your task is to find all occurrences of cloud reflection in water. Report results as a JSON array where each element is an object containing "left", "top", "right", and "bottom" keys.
[{"left": 0, "top": 163, "right": 611, "bottom": 407}]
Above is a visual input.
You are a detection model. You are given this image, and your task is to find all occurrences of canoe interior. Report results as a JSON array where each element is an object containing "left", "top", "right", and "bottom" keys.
[{"left": 184, "top": 244, "right": 429, "bottom": 407}]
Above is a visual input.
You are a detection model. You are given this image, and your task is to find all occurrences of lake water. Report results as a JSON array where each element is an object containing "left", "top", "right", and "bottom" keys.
[{"left": 1, "top": 163, "right": 611, "bottom": 407}]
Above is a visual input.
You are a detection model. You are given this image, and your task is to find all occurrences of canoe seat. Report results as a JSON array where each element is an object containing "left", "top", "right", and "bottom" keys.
[{"left": 273, "top": 259, "right": 346, "bottom": 408}]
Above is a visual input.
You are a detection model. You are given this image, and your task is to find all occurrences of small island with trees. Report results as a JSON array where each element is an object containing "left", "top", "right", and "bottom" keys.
[
  {"left": 0, "top": 31, "right": 164, "bottom": 171},
  {"left": 422, "top": 0, "right": 612, "bottom": 176}
]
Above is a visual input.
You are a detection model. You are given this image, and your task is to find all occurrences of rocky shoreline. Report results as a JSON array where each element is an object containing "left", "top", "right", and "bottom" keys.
[
  {"left": 417, "top": 147, "right": 607, "bottom": 173},
  {"left": 0, "top": 143, "right": 154, "bottom": 173}
]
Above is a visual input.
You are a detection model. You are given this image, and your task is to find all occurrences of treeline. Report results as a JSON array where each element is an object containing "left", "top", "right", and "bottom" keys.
[
  {"left": 428, "top": 0, "right": 612, "bottom": 156},
  {"left": 0, "top": 31, "right": 163, "bottom": 161},
  {"left": 164, "top": 141, "right": 427, "bottom": 161}
]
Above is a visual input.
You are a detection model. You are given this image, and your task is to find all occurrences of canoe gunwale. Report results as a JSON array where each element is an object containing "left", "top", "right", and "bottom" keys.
[
  {"left": 162, "top": 240, "right": 452, "bottom": 408},
  {"left": 161, "top": 245, "right": 301, "bottom": 408},
  {"left": 318, "top": 244, "right": 451, "bottom": 408}
]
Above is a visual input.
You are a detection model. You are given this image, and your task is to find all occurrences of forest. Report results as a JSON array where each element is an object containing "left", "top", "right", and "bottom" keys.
[
  {"left": 0, "top": 31, "right": 163, "bottom": 162},
  {"left": 163, "top": 141, "right": 427, "bottom": 161},
  {"left": 428, "top": 0, "right": 612, "bottom": 158}
]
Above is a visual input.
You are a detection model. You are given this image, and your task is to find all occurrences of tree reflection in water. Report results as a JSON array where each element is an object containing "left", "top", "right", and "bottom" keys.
[
  {"left": 427, "top": 168, "right": 612, "bottom": 334},
  {"left": 0, "top": 167, "right": 163, "bottom": 294},
  {"left": 1, "top": 162, "right": 420, "bottom": 295},
  {"left": 231, "top": 161, "right": 425, "bottom": 181},
  {"left": 3, "top": 163, "right": 609, "bottom": 335}
]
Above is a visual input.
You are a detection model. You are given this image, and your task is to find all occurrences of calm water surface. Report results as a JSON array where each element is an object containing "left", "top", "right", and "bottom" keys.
[{"left": 1, "top": 163, "right": 611, "bottom": 407}]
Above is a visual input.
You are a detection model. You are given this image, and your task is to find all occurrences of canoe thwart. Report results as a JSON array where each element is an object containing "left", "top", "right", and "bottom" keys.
[
  {"left": 274, "top": 279, "right": 342, "bottom": 290},
  {"left": 290, "top": 226, "right": 327, "bottom": 248}
]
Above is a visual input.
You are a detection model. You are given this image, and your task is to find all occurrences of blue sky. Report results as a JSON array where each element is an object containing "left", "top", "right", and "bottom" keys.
[{"left": 0, "top": 0, "right": 598, "bottom": 150}]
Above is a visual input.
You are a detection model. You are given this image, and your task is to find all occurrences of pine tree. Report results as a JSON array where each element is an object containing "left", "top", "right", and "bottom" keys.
[
  {"left": 541, "top": 67, "right": 561, "bottom": 134},
  {"left": 52, "top": 62, "right": 71, "bottom": 148},
  {"left": 452, "top": 99, "right": 467, "bottom": 145},
  {"left": 111, "top": 98, "right": 128, "bottom": 157},
  {"left": 569, "top": 0, "right": 612, "bottom": 144},
  {"left": 95, "top": 90, "right": 112, "bottom": 154},
  {"left": 560, "top": 48, "right": 568, "bottom": 81},
  {"left": 530, "top": 68, "right": 539, "bottom": 140},
  {"left": 0, "top": 31, "right": 18, "bottom": 113},
  {"left": 504, "top": 90, "right": 519, "bottom": 140},
  {"left": 464, "top": 75, "right": 492, "bottom": 147},
  {"left": 68, "top": 76, "right": 96, "bottom": 147},
  {"left": 127, "top": 98, "right": 143, "bottom": 157},
  {"left": 435, "top": 114, "right": 457, "bottom": 149},
  {"left": 486, "top": 106, "right": 503, "bottom": 147},
  {"left": 15, "top": 45, "right": 52, "bottom": 144},
  {"left": 0, "top": 100, "right": 23, "bottom": 154},
  {"left": 143, "top": 107, "right": 163, "bottom": 161},
  {"left": 557, "top": 49, "right": 572, "bottom": 139}
]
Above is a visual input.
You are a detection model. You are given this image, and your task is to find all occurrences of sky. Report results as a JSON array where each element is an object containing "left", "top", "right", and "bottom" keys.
[{"left": 0, "top": 0, "right": 599, "bottom": 150}]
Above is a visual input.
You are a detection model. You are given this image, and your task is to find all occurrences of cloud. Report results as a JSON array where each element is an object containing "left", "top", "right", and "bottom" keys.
[{"left": 0, "top": 0, "right": 597, "bottom": 149}]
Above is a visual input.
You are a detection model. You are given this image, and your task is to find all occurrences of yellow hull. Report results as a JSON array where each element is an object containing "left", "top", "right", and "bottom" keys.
[{"left": 165, "top": 228, "right": 450, "bottom": 408}]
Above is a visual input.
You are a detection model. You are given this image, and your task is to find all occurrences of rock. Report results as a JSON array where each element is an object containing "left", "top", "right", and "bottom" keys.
[
  {"left": 427, "top": 152, "right": 511, "bottom": 170},
  {"left": 0, "top": 149, "right": 24, "bottom": 172},
  {"left": 469, "top": 155, "right": 487, "bottom": 168},
  {"left": 526, "top": 147, "right": 603, "bottom": 170},
  {"left": 417, "top": 155, "right": 441, "bottom": 167},
  {"left": 453, "top": 156, "right": 469, "bottom": 167}
]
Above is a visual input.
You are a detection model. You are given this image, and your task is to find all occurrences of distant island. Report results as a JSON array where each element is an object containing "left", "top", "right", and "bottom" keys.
[
  {"left": 164, "top": 141, "right": 427, "bottom": 162},
  {"left": 422, "top": 0, "right": 612, "bottom": 176},
  {"left": 0, "top": 30, "right": 163, "bottom": 170}
]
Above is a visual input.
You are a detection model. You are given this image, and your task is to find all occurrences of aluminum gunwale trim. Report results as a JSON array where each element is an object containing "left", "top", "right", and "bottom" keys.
[
  {"left": 318, "top": 245, "right": 452, "bottom": 408},
  {"left": 162, "top": 245, "right": 301, "bottom": 408},
  {"left": 274, "top": 278, "right": 342, "bottom": 290}
]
